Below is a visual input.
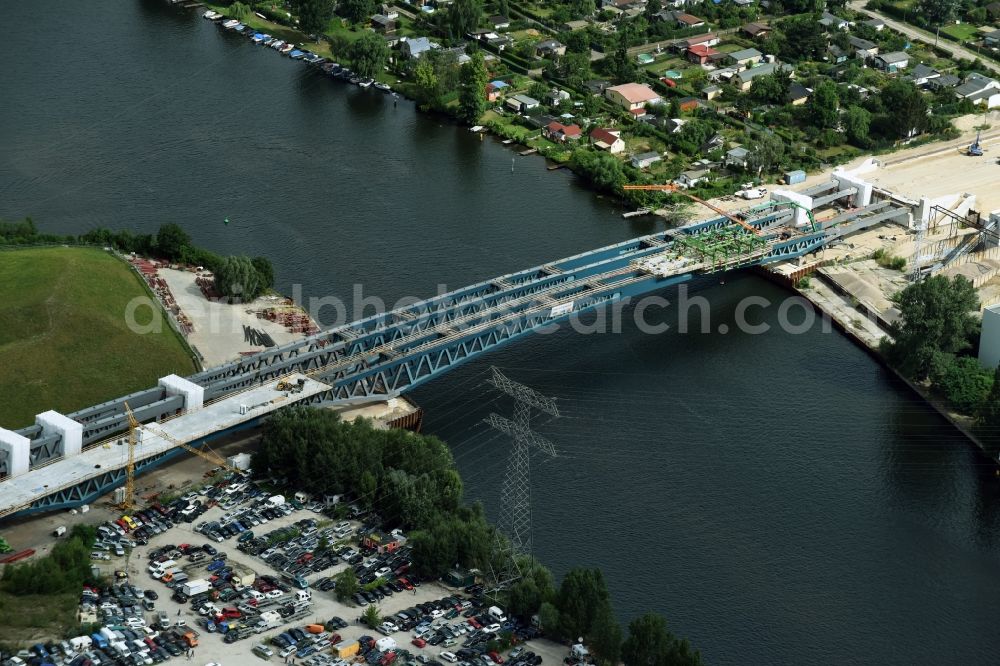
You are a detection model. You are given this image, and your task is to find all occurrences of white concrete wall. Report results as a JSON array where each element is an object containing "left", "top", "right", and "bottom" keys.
[
  {"left": 832, "top": 170, "right": 873, "bottom": 207},
  {"left": 0, "top": 428, "right": 31, "bottom": 476},
  {"left": 35, "top": 410, "right": 83, "bottom": 457},
  {"left": 979, "top": 304, "right": 1000, "bottom": 370},
  {"left": 159, "top": 374, "right": 204, "bottom": 411},
  {"left": 771, "top": 189, "right": 814, "bottom": 227}
]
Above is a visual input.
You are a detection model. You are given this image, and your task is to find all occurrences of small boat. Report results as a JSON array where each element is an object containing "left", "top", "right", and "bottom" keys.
[
  {"left": 270, "top": 40, "right": 285, "bottom": 50},
  {"left": 340, "top": 69, "right": 354, "bottom": 80},
  {"left": 233, "top": 23, "right": 246, "bottom": 33},
  {"left": 252, "top": 33, "right": 265, "bottom": 44},
  {"left": 373, "top": 81, "right": 391, "bottom": 92},
  {"left": 203, "top": 10, "right": 221, "bottom": 19},
  {"left": 279, "top": 44, "right": 294, "bottom": 54},
  {"left": 358, "top": 78, "right": 374, "bottom": 88},
  {"left": 263, "top": 37, "right": 276, "bottom": 46},
  {"left": 289, "top": 50, "right": 305, "bottom": 59},
  {"left": 469, "top": 125, "right": 485, "bottom": 132},
  {"left": 349, "top": 76, "right": 361, "bottom": 85},
  {"left": 221, "top": 19, "right": 239, "bottom": 29}
]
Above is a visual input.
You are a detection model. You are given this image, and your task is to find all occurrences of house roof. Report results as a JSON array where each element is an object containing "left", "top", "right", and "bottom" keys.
[
  {"left": 488, "top": 14, "right": 510, "bottom": 24},
  {"left": 675, "top": 12, "right": 704, "bottom": 25},
  {"left": 633, "top": 151, "right": 661, "bottom": 161},
  {"left": 738, "top": 62, "right": 788, "bottom": 82},
  {"left": 878, "top": 51, "right": 909, "bottom": 64},
  {"left": 511, "top": 94, "right": 540, "bottom": 105},
  {"left": 729, "top": 47, "right": 762, "bottom": 61},
  {"left": 607, "top": 82, "right": 660, "bottom": 104},
  {"left": 536, "top": 38, "right": 564, "bottom": 49},
  {"left": 819, "top": 11, "right": 847, "bottom": 26},
  {"left": 688, "top": 44, "right": 720, "bottom": 57},
  {"left": 908, "top": 63, "right": 939, "bottom": 79},
  {"left": 590, "top": 128, "right": 622, "bottom": 144},
  {"left": 681, "top": 168, "right": 711, "bottom": 179},
  {"left": 489, "top": 80, "right": 509, "bottom": 89},
  {"left": 727, "top": 147, "right": 749, "bottom": 157},
  {"left": 848, "top": 36, "right": 877, "bottom": 50},
  {"left": 405, "top": 37, "right": 432, "bottom": 54},
  {"left": 828, "top": 44, "right": 848, "bottom": 58},
  {"left": 703, "top": 84, "right": 721, "bottom": 93},
  {"left": 684, "top": 33, "right": 719, "bottom": 47},
  {"left": 932, "top": 74, "right": 961, "bottom": 88},
  {"left": 743, "top": 22, "right": 770, "bottom": 35},
  {"left": 786, "top": 81, "right": 810, "bottom": 101}
]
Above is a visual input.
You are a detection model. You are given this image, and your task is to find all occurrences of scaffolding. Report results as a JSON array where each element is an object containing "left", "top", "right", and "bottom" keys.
[{"left": 674, "top": 226, "right": 770, "bottom": 271}]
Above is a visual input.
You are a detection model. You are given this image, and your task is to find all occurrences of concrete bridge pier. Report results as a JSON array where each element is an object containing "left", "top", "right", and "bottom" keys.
[
  {"left": 159, "top": 374, "right": 204, "bottom": 411},
  {"left": 0, "top": 428, "right": 30, "bottom": 476},
  {"left": 35, "top": 411, "right": 83, "bottom": 457}
]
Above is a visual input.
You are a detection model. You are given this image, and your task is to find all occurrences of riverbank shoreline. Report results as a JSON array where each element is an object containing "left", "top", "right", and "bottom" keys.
[{"left": 759, "top": 265, "right": 999, "bottom": 467}]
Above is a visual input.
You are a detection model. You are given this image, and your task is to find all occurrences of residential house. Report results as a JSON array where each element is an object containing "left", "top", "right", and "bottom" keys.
[
  {"left": 702, "top": 84, "right": 722, "bottom": 100},
  {"left": 687, "top": 44, "right": 721, "bottom": 64},
  {"left": 535, "top": 39, "right": 567, "bottom": 58},
  {"left": 401, "top": 36, "right": 433, "bottom": 59},
  {"left": 928, "top": 73, "right": 961, "bottom": 90},
  {"left": 584, "top": 79, "right": 612, "bottom": 94},
  {"left": 661, "top": 0, "right": 691, "bottom": 7},
  {"left": 742, "top": 22, "right": 771, "bottom": 39},
  {"left": 485, "top": 80, "right": 509, "bottom": 102},
  {"left": 631, "top": 151, "right": 662, "bottom": 169},
  {"left": 383, "top": 33, "right": 401, "bottom": 48},
  {"left": 605, "top": 82, "right": 661, "bottom": 110},
  {"left": 526, "top": 114, "right": 557, "bottom": 129},
  {"left": 728, "top": 47, "right": 763, "bottom": 68},
  {"left": 590, "top": 128, "right": 626, "bottom": 153},
  {"left": 819, "top": 11, "right": 849, "bottom": 30},
  {"left": 673, "top": 12, "right": 706, "bottom": 28},
  {"left": 905, "top": 63, "right": 940, "bottom": 86},
  {"left": 734, "top": 62, "right": 790, "bottom": 91},
  {"left": 377, "top": 4, "right": 398, "bottom": 17},
  {"left": 848, "top": 36, "right": 878, "bottom": 59},
  {"left": 985, "top": 29, "right": 1000, "bottom": 47},
  {"left": 726, "top": 147, "right": 749, "bottom": 168},
  {"left": 732, "top": 0, "right": 754, "bottom": 6},
  {"left": 440, "top": 46, "right": 470, "bottom": 65},
  {"left": 864, "top": 17, "right": 886, "bottom": 31},
  {"left": 505, "top": 94, "right": 540, "bottom": 113},
  {"left": 676, "top": 168, "right": 711, "bottom": 188},
  {"left": 545, "top": 121, "right": 582, "bottom": 142},
  {"left": 675, "top": 33, "right": 721, "bottom": 50},
  {"left": 874, "top": 51, "right": 909, "bottom": 73},
  {"left": 827, "top": 44, "right": 849, "bottom": 64},
  {"left": 545, "top": 88, "right": 571, "bottom": 106},
  {"left": 954, "top": 73, "right": 1000, "bottom": 108},
  {"left": 488, "top": 35, "right": 513, "bottom": 51},
  {"left": 664, "top": 117, "right": 686, "bottom": 133},
  {"left": 489, "top": 14, "right": 511, "bottom": 30},
  {"left": 371, "top": 14, "right": 397, "bottom": 33},
  {"left": 700, "top": 133, "right": 724, "bottom": 154},
  {"left": 562, "top": 19, "right": 590, "bottom": 31},
  {"left": 786, "top": 81, "right": 810, "bottom": 105}
]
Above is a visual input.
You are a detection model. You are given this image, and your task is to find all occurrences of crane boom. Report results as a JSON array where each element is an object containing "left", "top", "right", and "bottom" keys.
[
  {"left": 623, "top": 184, "right": 761, "bottom": 235},
  {"left": 143, "top": 423, "right": 239, "bottom": 474}
]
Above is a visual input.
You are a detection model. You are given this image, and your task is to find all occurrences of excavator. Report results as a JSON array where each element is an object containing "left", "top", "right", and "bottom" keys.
[{"left": 968, "top": 129, "right": 983, "bottom": 157}]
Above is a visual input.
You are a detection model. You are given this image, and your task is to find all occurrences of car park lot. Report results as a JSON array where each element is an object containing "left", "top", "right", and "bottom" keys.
[{"left": 54, "top": 474, "right": 569, "bottom": 666}]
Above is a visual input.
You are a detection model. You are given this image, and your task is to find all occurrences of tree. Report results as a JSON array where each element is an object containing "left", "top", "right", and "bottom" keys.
[
  {"left": 589, "top": 604, "right": 622, "bottom": 665},
  {"left": 228, "top": 1, "right": 251, "bottom": 21},
  {"left": 339, "top": 0, "right": 375, "bottom": 24},
  {"left": 413, "top": 58, "right": 442, "bottom": 108},
  {"left": 155, "top": 223, "right": 191, "bottom": 262},
  {"left": 556, "top": 568, "right": 612, "bottom": 642},
  {"left": 622, "top": 613, "right": 701, "bottom": 666},
  {"left": 746, "top": 132, "right": 785, "bottom": 174},
  {"left": 296, "top": 0, "right": 334, "bottom": 34},
  {"left": 749, "top": 67, "right": 792, "bottom": 105},
  {"left": 497, "top": 0, "right": 510, "bottom": 18},
  {"left": 807, "top": 80, "right": 839, "bottom": 129},
  {"left": 362, "top": 603, "right": 382, "bottom": 628},
  {"left": 538, "top": 601, "right": 561, "bottom": 635},
  {"left": 930, "top": 353, "right": 995, "bottom": 413},
  {"left": 214, "top": 255, "right": 262, "bottom": 301},
  {"left": 878, "top": 80, "right": 929, "bottom": 139},
  {"left": 844, "top": 105, "right": 871, "bottom": 145},
  {"left": 334, "top": 567, "right": 359, "bottom": 602},
  {"left": 447, "top": 0, "right": 484, "bottom": 39},
  {"left": 506, "top": 559, "right": 556, "bottom": 619},
  {"left": 978, "top": 365, "right": 1000, "bottom": 429},
  {"left": 777, "top": 15, "right": 827, "bottom": 61},
  {"left": 918, "top": 0, "right": 958, "bottom": 24},
  {"left": 458, "top": 52, "right": 489, "bottom": 125},
  {"left": 349, "top": 32, "right": 389, "bottom": 79},
  {"left": 883, "top": 275, "right": 981, "bottom": 378},
  {"left": 252, "top": 256, "right": 275, "bottom": 291},
  {"left": 569, "top": 149, "right": 627, "bottom": 194}
]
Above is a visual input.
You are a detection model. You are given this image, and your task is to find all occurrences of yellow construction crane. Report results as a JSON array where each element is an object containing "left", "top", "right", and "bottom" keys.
[
  {"left": 142, "top": 423, "right": 240, "bottom": 475},
  {"left": 115, "top": 402, "right": 140, "bottom": 511}
]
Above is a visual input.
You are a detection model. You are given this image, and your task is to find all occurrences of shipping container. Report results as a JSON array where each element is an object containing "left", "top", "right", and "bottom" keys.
[
  {"left": 335, "top": 640, "right": 360, "bottom": 659},
  {"left": 784, "top": 169, "right": 806, "bottom": 185}
]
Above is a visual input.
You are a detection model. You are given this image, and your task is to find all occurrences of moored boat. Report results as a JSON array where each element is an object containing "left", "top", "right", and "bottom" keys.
[
  {"left": 221, "top": 19, "right": 239, "bottom": 29},
  {"left": 358, "top": 78, "right": 374, "bottom": 88},
  {"left": 373, "top": 81, "right": 390, "bottom": 92}
]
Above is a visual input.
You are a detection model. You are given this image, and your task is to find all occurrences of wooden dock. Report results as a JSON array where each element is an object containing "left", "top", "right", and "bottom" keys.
[{"left": 519, "top": 148, "right": 537, "bottom": 156}]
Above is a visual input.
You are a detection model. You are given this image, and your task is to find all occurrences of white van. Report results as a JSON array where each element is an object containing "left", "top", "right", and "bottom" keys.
[
  {"left": 440, "top": 652, "right": 458, "bottom": 663},
  {"left": 487, "top": 605, "right": 507, "bottom": 623},
  {"left": 295, "top": 590, "right": 312, "bottom": 603}
]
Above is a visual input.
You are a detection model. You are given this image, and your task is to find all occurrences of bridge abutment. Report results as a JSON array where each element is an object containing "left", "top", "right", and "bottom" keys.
[
  {"left": 0, "top": 428, "right": 30, "bottom": 476},
  {"left": 35, "top": 410, "right": 83, "bottom": 457},
  {"left": 159, "top": 374, "right": 204, "bottom": 411}
]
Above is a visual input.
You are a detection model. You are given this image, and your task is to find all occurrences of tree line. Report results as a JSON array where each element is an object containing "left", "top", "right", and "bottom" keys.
[
  {"left": 254, "top": 407, "right": 701, "bottom": 665},
  {"left": 0, "top": 218, "right": 275, "bottom": 302},
  {"left": 1, "top": 525, "right": 98, "bottom": 596}
]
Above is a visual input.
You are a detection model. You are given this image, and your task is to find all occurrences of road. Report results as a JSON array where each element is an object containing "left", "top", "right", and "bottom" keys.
[{"left": 848, "top": 0, "right": 1000, "bottom": 76}]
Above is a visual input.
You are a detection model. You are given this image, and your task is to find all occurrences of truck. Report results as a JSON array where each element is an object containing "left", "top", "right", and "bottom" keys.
[
  {"left": 182, "top": 579, "right": 211, "bottom": 597},
  {"left": 255, "top": 610, "right": 282, "bottom": 632},
  {"left": 53, "top": 526, "right": 67, "bottom": 537},
  {"left": 267, "top": 494, "right": 285, "bottom": 507},
  {"left": 90, "top": 633, "right": 108, "bottom": 650}
]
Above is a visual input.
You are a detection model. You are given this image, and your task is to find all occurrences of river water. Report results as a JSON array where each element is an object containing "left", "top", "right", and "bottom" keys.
[{"left": 3, "top": 2, "right": 1000, "bottom": 663}]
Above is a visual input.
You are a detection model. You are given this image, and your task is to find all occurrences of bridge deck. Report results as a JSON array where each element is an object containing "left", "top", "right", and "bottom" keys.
[{"left": 0, "top": 374, "right": 329, "bottom": 516}]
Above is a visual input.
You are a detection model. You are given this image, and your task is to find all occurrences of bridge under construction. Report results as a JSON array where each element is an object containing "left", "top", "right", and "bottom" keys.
[{"left": 0, "top": 173, "right": 910, "bottom": 519}]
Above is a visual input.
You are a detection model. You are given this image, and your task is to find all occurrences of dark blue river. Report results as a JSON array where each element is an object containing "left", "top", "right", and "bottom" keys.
[{"left": 2, "top": 2, "right": 1000, "bottom": 663}]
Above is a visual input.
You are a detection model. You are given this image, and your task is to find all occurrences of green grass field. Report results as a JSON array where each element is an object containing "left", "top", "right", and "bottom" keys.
[
  {"left": 0, "top": 590, "right": 78, "bottom": 646},
  {"left": 942, "top": 23, "right": 980, "bottom": 41},
  {"left": 0, "top": 247, "right": 197, "bottom": 429}
]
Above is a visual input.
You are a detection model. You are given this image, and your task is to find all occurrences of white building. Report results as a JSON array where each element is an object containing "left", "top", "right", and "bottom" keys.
[{"left": 980, "top": 303, "right": 1000, "bottom": 370}]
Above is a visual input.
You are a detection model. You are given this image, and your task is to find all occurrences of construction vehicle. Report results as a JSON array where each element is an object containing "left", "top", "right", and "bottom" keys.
[
  {"left": 276, "top": 378, "right": 306, "bottom": 393},
  {"left": 969, "top": 130, "right": 983, "bottom": 156}
]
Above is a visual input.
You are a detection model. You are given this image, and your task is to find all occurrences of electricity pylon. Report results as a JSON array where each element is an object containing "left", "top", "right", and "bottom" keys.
[{"left": 483, "top": 367, "right": 559, "bottom": 591}]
